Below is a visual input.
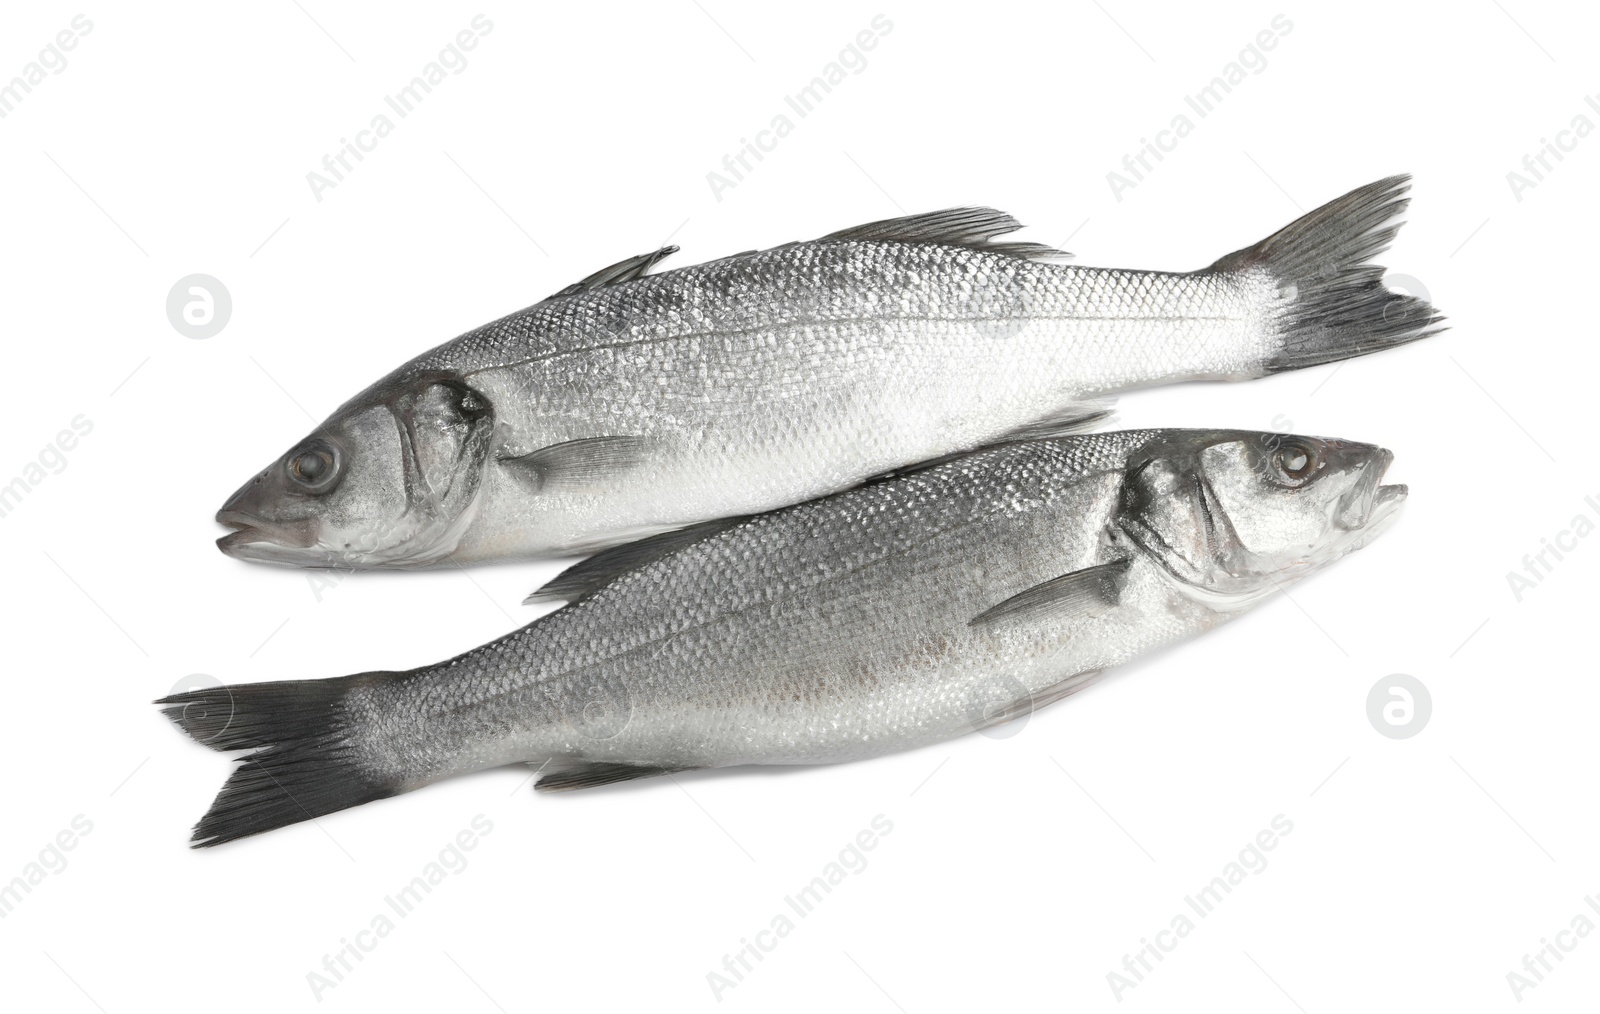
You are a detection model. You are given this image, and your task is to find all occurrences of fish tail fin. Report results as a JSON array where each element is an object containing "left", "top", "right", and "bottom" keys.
[
  {"left": 156, "top": 673, "right": 402, "bottom": 848},
  {"left": 1209, "top": 175, "right": 1445, "bottom": 373}
]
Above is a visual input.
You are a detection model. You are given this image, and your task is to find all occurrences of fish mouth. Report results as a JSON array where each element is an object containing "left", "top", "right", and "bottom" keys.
[
  {"left": 1338, "top": 449, "right": 1407, "bottom": 553},
  {"left": 215, "top": 510, "right": 318, "bottom": 560},
  {"left": 1359, "top": 480, "right": 1407, "bottom": 539},
  {"left": 1370, "top": 481, "right": 1408, "bottom": 519},
  {"left": 1364, "top": 447, "right": 1407, "bottom": 527},
  {"left": 1333, "top": 447, "right": 1403, "bottom": 528}
]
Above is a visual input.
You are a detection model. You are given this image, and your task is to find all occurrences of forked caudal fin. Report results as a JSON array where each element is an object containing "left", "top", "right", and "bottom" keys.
[
  {"left": 156, "top": 674, "right": 400, "bottom": 847},
  {"left": 1208, "top": 175, "right": 1445, "bottom": 372}
]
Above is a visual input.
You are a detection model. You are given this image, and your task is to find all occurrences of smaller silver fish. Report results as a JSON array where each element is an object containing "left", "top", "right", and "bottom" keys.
[{"left": 164, "top": 428, "right": 1405, "bottom": 846}]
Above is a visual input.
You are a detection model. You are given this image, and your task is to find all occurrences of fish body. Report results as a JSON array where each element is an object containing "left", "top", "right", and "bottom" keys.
[
  {"left": 401, "top": 246, "right": 1250, "bottom": 560},
  {"left": 215, "top": 178, "right": 1439, "bottom": 567},
  {"left": 167, "top": 427, "right": 1406, "bottom": 845}
]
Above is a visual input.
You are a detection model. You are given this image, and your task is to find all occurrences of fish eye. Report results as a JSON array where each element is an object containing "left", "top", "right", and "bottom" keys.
[
  {"left": 1272, "top": 442, "right": 1320, "bottom": 483},
  {"left": 286, "top": 440, "right": 340, "bottom": 491}
]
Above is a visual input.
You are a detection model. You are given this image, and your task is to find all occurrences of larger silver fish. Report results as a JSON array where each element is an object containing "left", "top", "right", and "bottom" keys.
[
  {"left": 167, "top": 427, "right": 1405, "bottom": 845},
  {"left": 215, "top": 177, "right": 1439, "bottom": 568}
]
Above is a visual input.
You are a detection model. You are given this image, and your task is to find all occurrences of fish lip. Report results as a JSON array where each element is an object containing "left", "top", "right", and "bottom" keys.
[
  {"left": 1367, "top": 481, "right": 1408, "bottom": 525},
  {"left": 1338, "top": 448, "right": 1404, "bottom": 529},
  {"left": 215, "top": 511, "right": 260, "bottom": 556},
  {"left": 215, "top": 510, "right": 315, "bottom": 556},
  {"left": 1374, "top": 481, "right": 1408, "bottom": 507},
  {"left": 1343, "top": 449, "right": 1407, "bottom": 550},
  {"left": 1367, "top": 448, "right": 1406, "bottom": 520}
]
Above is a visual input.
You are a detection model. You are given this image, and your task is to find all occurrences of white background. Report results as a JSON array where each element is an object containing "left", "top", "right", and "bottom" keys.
[{"left": 1, "top": 1, "right": 1594, "bottom": 1010}]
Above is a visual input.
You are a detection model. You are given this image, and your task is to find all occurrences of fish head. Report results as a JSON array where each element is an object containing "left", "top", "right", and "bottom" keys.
[
  {"left": 216, "top": 377, "right": 496, "bottom": 568},
  {"left": 1115, "top": 430, "right": 1406, "bottom": 604}
]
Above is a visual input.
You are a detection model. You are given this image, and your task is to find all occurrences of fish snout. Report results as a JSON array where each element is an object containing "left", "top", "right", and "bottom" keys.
[
  {"left": 217, "top": 463, "right": 276, "bottom": 515},
  {"left": 214, "top": 468, "right": 319, "bottom": 556}
]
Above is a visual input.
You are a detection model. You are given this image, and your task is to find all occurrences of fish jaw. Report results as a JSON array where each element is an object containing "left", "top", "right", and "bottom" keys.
[
  {"left": 215, "top": 510, "right": 325, "bottom": 565},
  {"left": 212, "top": 457, "right": 329, "bottom": 564},
  {"left": 1336, "top": 479, "right": 1407, "bottom": 556}
]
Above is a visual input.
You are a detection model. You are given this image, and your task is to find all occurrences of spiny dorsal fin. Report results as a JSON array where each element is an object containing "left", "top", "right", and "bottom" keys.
[
  {"left": 534, "top": 760, "right": 687, "bottom": 792},
  {"left": 547, "top": 246, "right": 679, "bottom": 300},
  {"left": 969, "top": 558, "right": 1131, "bottom": 629},
  {"left": 525, "top": 515, "right": 746, "bottom": 605},
  {"left": 821, "top": 207, "right": 1070, "bottom": 261}
]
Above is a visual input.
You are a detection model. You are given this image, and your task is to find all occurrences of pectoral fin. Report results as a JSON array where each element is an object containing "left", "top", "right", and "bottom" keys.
[
  {"left": 498, "top": 436, "right": 651, "bottom": 494},
  {"left": 969, "top": 558, "right": 1131, "bottom": 629}
]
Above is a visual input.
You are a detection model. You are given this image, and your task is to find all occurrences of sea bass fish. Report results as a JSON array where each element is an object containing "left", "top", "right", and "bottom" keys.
[
  {"left": 167, "top": 427, "right": 1406, "bottom": 846},
  {"left": 214, "top": 176, "right": 1439, "bottom": 568}
]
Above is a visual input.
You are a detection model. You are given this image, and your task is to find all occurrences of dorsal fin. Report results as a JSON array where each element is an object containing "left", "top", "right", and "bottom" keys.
[
  {"left": 545, "top": 211, "right": 1064, "bottom": 298},
  {"left": 524, "top": 515, "right": 746, "bottom": 605},
  {"left": 859, "top": 401, "right": 1115, "bottom": 488},
  {"left": 821, "top": 207, "right": 1070, "bottom": 261},
  {"left": 546, "top": 246, "right": 679, "bottom": 300}
]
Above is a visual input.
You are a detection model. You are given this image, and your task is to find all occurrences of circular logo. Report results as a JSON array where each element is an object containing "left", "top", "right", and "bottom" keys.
[
  {"left": 165, "top": 672, "right": 235, "bottom": 742},
  {"left": 570, "top": 685, "right": 634, "bottom": 741},
  {"left": 1366, "top": 673, "right": 1431, "bottom": 739},
  {"left": 966, "top": 674, "right": 1032, "bottom": 740},
  {"left": 1380, "top": 273, "right": 1429, "bottom": 326},
  {"left": 166, "top": 274, "right": 232, "bottom": 339}
]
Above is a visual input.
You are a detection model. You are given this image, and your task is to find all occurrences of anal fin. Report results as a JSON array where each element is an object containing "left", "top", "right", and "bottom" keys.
[
  {"left": 993, "top": 401, "right": 1116, "bottom": 443},
  {"left": 534, "top": 760, "right": 687, "bottom": 793},
  {"left": 969, "top": 670, "right": 1105, "bottom": 733}
]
